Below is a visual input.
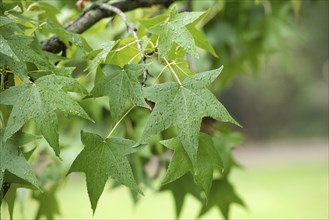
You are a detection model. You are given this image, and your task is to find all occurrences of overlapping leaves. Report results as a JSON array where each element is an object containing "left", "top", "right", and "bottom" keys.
[
  {"left": 0, "top": 16, "right": 53, "bottom": 83},
  {"left": 161, "top": 133, "right": 244, "bottom": 219},
  {"left": 92, "top": 64, "right": 150, "bottom": 122},
  {"left": 141, "top": 66, "right": 238, "bottom": 167},
  {"left": 161, "top": 132, "right": 223, "bottom": 198},
  {"left": 0, "top": 74, "right": 91, "bottom": 156},
  {"left": 140, "top": 7, "right": 215, "bottom": 57},
  {"left": 199, "top": 179, "right": 245, "bottom": 220},
  {"left": 0, "top": 129, "right": 41, "bottom": 204},
  {"left": 0, "top": 2, "right": 245, "bottom": 219}
]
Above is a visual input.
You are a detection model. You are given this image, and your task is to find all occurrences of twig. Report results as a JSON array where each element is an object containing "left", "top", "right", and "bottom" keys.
[
  {"left": 41, "top": 0, "right": 175, "bottom": 54},
  {"left": 181, "top": 0, "right": 193, "bottom": 12},
  {"left": 97, "top": 3, "right": 151, "bottom": 86}
]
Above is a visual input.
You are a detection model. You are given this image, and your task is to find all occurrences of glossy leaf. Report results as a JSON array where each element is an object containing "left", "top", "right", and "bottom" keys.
[
  {"left": 0, "top": 74, "right": 92, "bottom": 156},
  {"left": 141, "top": 66, "right": 238, "bottom": 167},
  {"left": 68, "top": 131, "right": 142, "bottom": 213}
]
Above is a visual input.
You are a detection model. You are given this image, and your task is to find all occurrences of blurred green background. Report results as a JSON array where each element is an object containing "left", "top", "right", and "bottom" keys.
[{"left": 1, "top": 0, "right": 328, "bottom": 219}]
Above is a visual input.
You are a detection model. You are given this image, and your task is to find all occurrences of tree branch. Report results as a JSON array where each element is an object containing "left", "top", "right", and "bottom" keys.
[{"left": 42, "top": 0, "right": 175, "bottom": 54}]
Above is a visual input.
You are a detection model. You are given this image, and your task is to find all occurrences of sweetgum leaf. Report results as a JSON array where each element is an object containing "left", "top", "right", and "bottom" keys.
[
  {"left": 148, "top": 7, "right": 205, "bottom": 57},
  {"left": 106, "top": 38, "right": 141, "bottom": 67},
  {"left": 213, "top": 132, "right": 244, "bottom": 177},
  {"left": 187, "top": 25, "right": 218, "bottom": 57},
  {"left": 46, "top": 20, "right": 90, "bottom": 52},
  {"left": 3, "top": 184, "right": 16, "bottom": 220},
  {"left": 186, "top": 9, "right": 218, "bottom": 57},
  {"left": 85, "top": 41, "right": 116, "bottom": 73},
  {"left": 141, "top": 66, "right": 238, "bottom": 167},
  {"left": 32, "top": 184, "right": 61, "bottom": 220},
  {"left": 160, "top": 174, "right": 203, "bottom": 217},
  {"left": 198, "top": 179, "right": 245, "bottom": 220},
  {"left": 0, "top": 35, "right": 19, "bottom": 61},
  {"left": 0, "top": 129, "right": 41, "bottom": 203},
  {"left": 92, "top": 64, "right": 150, "bottom": 122},
  {"left": 0, "top": 74, "right": 92, "bottom": 156},
  {"left": 161, "top": 133, "right": 223, "bottom": 199},
  {"left": 0, "top": 22, "right": 53, "bottom": 82},
  {"left": 68, "top": 131, "right": 142, "bottom": 213}
]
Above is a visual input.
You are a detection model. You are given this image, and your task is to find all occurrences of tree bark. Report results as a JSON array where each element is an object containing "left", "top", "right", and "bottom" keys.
[{"left": 42, "top": 0, "right": 176, "bottom": 54}]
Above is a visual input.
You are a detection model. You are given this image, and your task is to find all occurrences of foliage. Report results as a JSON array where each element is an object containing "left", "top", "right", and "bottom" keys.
[{"left": 0, "top": 0, "right": 305, "bottom": 219}]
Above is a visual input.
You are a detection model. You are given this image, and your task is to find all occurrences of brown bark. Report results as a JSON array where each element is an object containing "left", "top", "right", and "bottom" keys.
[{"left": 41, "top": 0, "right": 176, "bottom": 54}]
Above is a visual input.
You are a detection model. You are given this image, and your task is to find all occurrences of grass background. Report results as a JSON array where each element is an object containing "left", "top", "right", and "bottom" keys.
[{"left": 1, "top": 140, "right": 328, "bottom": 219}]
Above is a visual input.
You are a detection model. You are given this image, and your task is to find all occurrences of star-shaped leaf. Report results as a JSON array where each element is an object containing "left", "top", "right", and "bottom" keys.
[
  {"left": 32, "top": 183, "right": 61, "bottom": 220},
  {"left": 68, "top": 131, "right": 142, "bottom": 213},
  {"left": 213, "top": 132, "right": 244, "bottom": 177},
  {"left": 198, "top": 178, "right": 245, "bottom": 220},
  {"left": 0, "top": 74, "right": 92, "bottom": 156},
  {"left": 0, "top": 129, "right": 41, "bottom": 205},
  {"left": 161, "top": 132, "right": 223, "bottom": 199},
  {"left": 91, "top": 64, "right": 150, "bottom": 122},
  {"left": 2, "top": 183, "right": 16, "bottom": 219},
  {"left": 0, "top": 15, "right": 55, "bottom": 83},
  {"left": 85, "top": 41, "right": 116, "bottom": 73},
  {"left": 160, "top": 174, "right": 203, "bottom": 217},
  {"left": 147, "top": 7, "right": 205, "bottom": 57},
  {"left": 141, "top": 66, "right": 238, "bottom": 167}
]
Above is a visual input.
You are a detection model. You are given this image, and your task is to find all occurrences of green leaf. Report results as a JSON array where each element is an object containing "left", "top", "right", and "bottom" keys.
[
  {"left": 148, "top": 7, "right": 205, "bottom": 57},
  {"left": 92, "top": 64, "right": 150, "bottom": 122},
  {"left": 198, "top": 178, "right": 245, "bottom": 220},
  {"left": 0, "top": 15, "right": 55, "bottom": 82},
  {"left": 0, "top": 74, "right": 92, "bottom": 156},
  {"left": 0, "top": 16, "right": 16, "bottom": 27},
  {"left": 0, "top": 35, "right": 19, "bottom": 61},
  {"left": 187, "top": 25, "right": 218, "bottom": 57},
  {"left": 106, "top": 38, "right": 141, "bottom": 67},
  {"left": 85, "top": 41, "right": 116, "bottom": 73},
  {"left": 0, "top": 129, "right": 41, "bottom": 204},
  {"left": 32, "top": 184, "right": 61, "bottom": 220},
  {"left": 139, "top": 14, "right": 168, "bottom": 29},
  {"left": 46, "top": 20, "right": 90, "bottom": 51},
  {"left": 166, "top": 49, "right": 194, "bottom": 80},
  {"left": 141, "top": 66, "right": 238, "bottom": 167},
  {"left": 68, "top": 131, "right": 142, "bottom": 213},
  {"left": 212, "top": 132, "right": 244, "bottom": 176},
  {"left": 3, "top": 184, "right": 17, "bottom": 220},
  {"left": 186, "top": 9, "right": 218, "bottom": 57},
  {"left": 161, "top": 133, "right": 223, "bottom": 199},
  {"left": 160, "top": 174, "right": 203, "bottom": 217}
]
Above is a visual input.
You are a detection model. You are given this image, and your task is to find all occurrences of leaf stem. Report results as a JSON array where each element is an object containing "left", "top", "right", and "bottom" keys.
[
  {"left": 106, "top": 105, "right": 135, "bottom": 138},
  {"left": 0, "top": 68, "right": 5, "bottom": 91},
  {"left": 153, "top": 63, "right": 170, "bottom": 85},
  {"left": 163, "top": 57, "right": 182, "bottom": 85}
]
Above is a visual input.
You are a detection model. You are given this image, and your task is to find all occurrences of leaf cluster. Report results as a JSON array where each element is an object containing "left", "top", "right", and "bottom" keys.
[{"left": 0, "top": 0, "right": 304, "bottom": 219}]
